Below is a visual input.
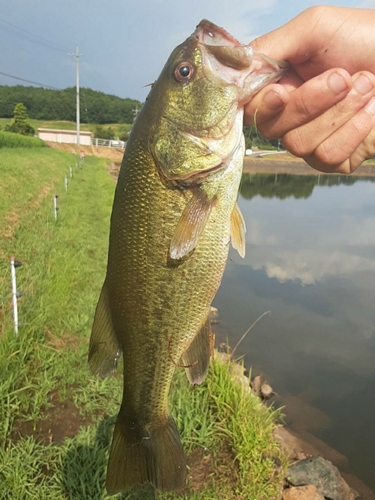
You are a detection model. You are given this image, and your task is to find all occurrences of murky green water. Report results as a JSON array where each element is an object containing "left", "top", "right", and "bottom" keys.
[{"left": 213, "top": 173, "right": 375, "bottom": 492}]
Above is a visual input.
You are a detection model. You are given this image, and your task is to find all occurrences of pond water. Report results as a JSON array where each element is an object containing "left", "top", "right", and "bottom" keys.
[{"left": 213, "top": 173, "right": 375, "bottom": 493}]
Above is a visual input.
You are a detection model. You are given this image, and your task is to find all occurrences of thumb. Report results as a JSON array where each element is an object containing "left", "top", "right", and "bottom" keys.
[{"left": 250, "top": 7, "right": 322, "bottom": 64}]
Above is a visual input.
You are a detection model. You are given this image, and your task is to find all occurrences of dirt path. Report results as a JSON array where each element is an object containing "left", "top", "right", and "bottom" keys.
[{"left": 45, "top": 142, "right": 124, "bottom": 162}]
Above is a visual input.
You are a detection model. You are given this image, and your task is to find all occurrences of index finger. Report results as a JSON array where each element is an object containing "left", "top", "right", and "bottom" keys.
[
  {"left": 244, "top": 70, "right": 303, "bottom": 126},
  {"left": 248, "top": 69, "right": 353, "bottom": 140}
]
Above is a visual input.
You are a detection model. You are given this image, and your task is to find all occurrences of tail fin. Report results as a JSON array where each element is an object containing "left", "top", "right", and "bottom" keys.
[{"left": 106, "top": 414, "right": 186, "bottom": 494}]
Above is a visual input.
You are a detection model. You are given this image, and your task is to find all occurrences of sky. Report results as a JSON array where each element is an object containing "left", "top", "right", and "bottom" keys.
[{"left": 1, "top": 0, "right": 375, "bottom": 102}]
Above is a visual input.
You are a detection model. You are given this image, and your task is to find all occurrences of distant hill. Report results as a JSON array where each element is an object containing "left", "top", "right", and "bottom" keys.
[{"left": 0, "top": 85, "right": 141, "bottom": 125}]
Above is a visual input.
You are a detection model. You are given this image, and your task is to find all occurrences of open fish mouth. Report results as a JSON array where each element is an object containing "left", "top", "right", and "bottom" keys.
[
  {"left": 194, "top": 20, "right": 253, "bottom": 76},
  {"left": 194, "top": 19, "right": 287, "bottom": 94},
  {"left": 194, "top": 19, "right": 245, "bottom": 48}
]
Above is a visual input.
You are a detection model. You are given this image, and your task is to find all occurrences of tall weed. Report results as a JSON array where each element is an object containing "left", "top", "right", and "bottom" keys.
[{"left": 0, "top": 131, "right": 45, "bottom": 149}]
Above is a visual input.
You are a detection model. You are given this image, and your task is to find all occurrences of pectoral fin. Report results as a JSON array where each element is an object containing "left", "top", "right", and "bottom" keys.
[
  {"left": 181, "top": 314, "right": 214, "bottom": 385},
  {"left": 170, "top": 188, "right": 216, "bottom": 260},
  {"left": 88, "top": 282, "right": 121, "bottom": 378},
  {"left": 230, "top": 203, "right": 246, "bottom": 258}
]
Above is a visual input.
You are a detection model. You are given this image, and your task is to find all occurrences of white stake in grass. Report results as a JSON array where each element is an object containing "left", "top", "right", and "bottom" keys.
[
  {"left": 54, "top": 194, "right": 59, "bottom": 220},
  {"left": 10, "top": 257, "right": 22, "bottom": 334},
  {"left": 64, "top": 175, "right": 68, "bottom": 191}
]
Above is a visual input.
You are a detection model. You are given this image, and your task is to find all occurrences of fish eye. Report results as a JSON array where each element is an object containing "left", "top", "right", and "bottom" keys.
[
  {"left": 174, "top": 62, "right": 195, "bottom": 83},
  {"left": 179, "top": 65, "right": 190, "bottom": 77}
]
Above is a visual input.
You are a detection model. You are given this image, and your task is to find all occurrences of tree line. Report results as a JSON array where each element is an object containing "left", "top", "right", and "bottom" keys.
[
  {"left": 0, "top": 85, "right": 279, "bottom": 149},
  {"left": 239, "top": 173, "right": 375, "bottom": 200},
  {"left": 0, "top": 85, "right": 141, "bottom": 124}
]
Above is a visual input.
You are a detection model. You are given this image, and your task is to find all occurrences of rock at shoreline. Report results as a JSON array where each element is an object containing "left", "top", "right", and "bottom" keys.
[
  {"left": 286, "top": 456, "right": 356, "bottom": 500},
  {"left": 251, "top": 374, "right": 274, "bottom": 400},
  {"left": 283, "top": 485, "right": 325, "bottom": 500},
  {"left": 260, "top": 382, "right": 274, "bottom": 399}
]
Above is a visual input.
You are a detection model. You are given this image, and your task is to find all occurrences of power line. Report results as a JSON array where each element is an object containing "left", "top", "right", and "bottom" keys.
[
  {"left": 0, "top": 18, "right": 120, "bottom": 97},
  {"left": 0, "top": 17, "right": 70, "bottom": 53},
  {"left": 80, "top": 88, "right": 90, "bottom": 123},
  {"left": 80, "top": 59, "right": 118, "bottom": 96},
  {"left": 0, "top": 70, "right": 60, "bottom": 90}
]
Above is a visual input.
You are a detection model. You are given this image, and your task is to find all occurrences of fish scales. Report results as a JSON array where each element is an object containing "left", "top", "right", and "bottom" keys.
[
  {"left": 89, "top": 19, "right": 286, "bottom": 495},
  {"left": 103, "top": 131, "right": 236, "bottom": 494},
  {"left": 109, "top": 131, "right": 236, "bottom": 408}
]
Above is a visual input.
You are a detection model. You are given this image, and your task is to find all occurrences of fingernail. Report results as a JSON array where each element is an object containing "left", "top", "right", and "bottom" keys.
[
  {"left": 328, "top": 72, "right": 349, "bottom": 94},
  {"left": 264, "top": 90, "right": 284, "bottom": 109},
  {"left": 353, "top": 74, "right": 373, "bottom": 95},
  {"left": 365, "top": 96, "right": 375, "bottom": 115}
]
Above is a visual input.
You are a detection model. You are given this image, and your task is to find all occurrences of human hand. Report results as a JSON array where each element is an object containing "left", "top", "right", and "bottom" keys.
[{"left": 245, "top": 6, "right": 375, "bottom": 173}]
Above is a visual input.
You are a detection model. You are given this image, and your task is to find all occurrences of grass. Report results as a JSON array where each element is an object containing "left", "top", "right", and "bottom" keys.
[
  {"left": 0, "top": 130, "right": 45, "bottom": 148},
  {"left": 165, "top": 360, "right": 286, "bottom": 500},
  {"left": 0, "top": 147, "right": 286, "bottom": 499}
]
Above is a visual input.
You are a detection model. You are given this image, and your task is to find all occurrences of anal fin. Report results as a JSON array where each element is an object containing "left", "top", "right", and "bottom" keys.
[
  {"left": 181, "top": 314, "right": 214, "bottom": 385},
  {"left": 88, "top": 282, "right": 121, "bottom": 378},
  {"left": 230, "top": 202, "right": 246, "bottom": 258}
]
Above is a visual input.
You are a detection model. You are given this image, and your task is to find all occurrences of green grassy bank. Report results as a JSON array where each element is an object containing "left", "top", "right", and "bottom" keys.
[
  {"left": 0, "top": 118, "right": 132, "bottom": 140},
  {"left": 0, "top": 130, "right": 46, "bottom": 149},
  {"left": 0, "top": 144, "right": 286, "bottom": 499}
]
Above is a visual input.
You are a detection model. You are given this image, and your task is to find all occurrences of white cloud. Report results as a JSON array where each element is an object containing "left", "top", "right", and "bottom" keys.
[
  {"left": 251, "top": 248, "right": 375, "bottom": 285},
  {"left": 359, "top": 0, "right": 375, "bottom": 6}
]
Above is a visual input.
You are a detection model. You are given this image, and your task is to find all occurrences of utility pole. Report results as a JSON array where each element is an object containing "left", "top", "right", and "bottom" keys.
[
  {"left": 69, "top": 47, "right": 81, "bottom": 146},
  {"left": 75, "top": 46, "right": 81, "bottom": 146}
]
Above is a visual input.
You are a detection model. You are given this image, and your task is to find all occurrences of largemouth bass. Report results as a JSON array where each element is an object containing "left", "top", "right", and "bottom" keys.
[{"left": 89, "top": 20, "right": 286, "bottom": 495}]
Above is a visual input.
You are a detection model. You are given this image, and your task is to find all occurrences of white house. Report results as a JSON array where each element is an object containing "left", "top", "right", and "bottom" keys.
[{"left": 37, "top": 128, "right": 92, "bottom": 146}]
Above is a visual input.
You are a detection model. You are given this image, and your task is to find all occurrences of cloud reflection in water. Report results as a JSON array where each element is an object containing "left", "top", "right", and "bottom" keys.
[{"left": 213, "top": 174, "right": 375, "bottom": 489}]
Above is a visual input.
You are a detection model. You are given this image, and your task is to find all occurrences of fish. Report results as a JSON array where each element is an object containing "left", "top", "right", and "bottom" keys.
[{"left": 88, "top": 19, "right": 286, "bottom": 495}]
